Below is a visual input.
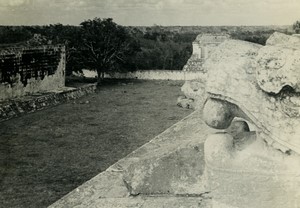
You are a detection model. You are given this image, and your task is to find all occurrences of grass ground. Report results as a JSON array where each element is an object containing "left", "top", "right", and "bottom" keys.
[{"left": 0, "top": 80, "right": 193, "bottom": 208}]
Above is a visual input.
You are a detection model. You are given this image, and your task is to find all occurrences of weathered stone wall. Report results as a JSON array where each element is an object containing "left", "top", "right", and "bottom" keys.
[
  {"left": 0, "top": 83, "right": 96, "bottom": 122},
  {"left": 178, "top": 34, "right": 230, "bottom": 109},
  {"left": 0, "top": 45, "right": 65, "bottom": 101},
  {"left": 183, "top": 34, "right": 230, "bottom": 72},
  {"left": 78, "top": 69, "right": 206, "bottom": 81},
  {"left": 105, "top": 70, "right": 205, "bottom": 80}
]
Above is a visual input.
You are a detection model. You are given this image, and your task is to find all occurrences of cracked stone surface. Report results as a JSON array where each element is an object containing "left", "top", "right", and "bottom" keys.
[
  {"left": 49, "top": 111, "right": 213, "bottom": 208},
  {"left": 204, "top": 131, "right": 300, "bottom": 208},
  {"left": 180, "top": 80, "right": 207, "bottom": 110},
  {"left": 49, "top": 32, "right": 300, "bottom": 208},
  {"left": 257, "top": 32, "right": 300, "bottom": 94},
  {"left": 204, "top": 36, "right": 300, "bottom": 154},
  {"left": 202, "top": 33, "right": 300, "bottom": 208}
]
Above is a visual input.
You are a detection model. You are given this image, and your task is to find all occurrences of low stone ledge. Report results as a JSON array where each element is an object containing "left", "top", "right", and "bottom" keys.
[
  {"left": 77, "top": 69, "right": 206, "bottom": 81},
  {"left": 49, "top": 110, "right": 214, "bottom": 208},
  {"left": 51, "top": 195, "right": 211, "bottom": 208},
  {"left": 0, "top": 83, "right": 97, "bottom": 122},
  {"left": 121, "top": 111, "right": 215, "bottom": 196}
]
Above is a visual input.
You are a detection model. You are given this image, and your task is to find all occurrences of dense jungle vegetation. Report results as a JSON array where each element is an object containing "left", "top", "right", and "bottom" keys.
[{"left": 0, "top": 19, "right": 292, "bottom": 75}]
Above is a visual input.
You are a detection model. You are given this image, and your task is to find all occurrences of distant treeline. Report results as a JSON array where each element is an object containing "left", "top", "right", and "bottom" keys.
[{"left": 0, "top": 24, "right": 292, "bottom": 74}]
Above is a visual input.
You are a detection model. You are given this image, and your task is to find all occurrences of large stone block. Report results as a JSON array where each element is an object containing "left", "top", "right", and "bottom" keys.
[
  {"left": 204, "top": 133, "right": 300, "bottom": 208},
  {"left": 123, "top": 142, "right": 206, "bottom": 195},
  {"left": 180, "top": 34, "right": 230, "bottom": 110},
  {"left": 121, "top": 111, "right": 212, "bottom": 196},
  {"left": 49, "top": 111, "right": 213, "bottom": 208},
  {"left": 203, "top": 38, "right": 300, "bottom": 153},
  {"left": 201, "top": 33, "right": 300, "bottom": 207}
]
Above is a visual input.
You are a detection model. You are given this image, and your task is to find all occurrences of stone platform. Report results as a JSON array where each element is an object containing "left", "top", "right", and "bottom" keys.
[
  {"left": 0, "top": 83, "right": 97, "bottom": 122},
  {"left": 49, "top": 110, "right": 215, "bottom": 208}
]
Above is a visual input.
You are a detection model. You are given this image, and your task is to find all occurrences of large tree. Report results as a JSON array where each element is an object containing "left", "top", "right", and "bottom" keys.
[{"left": 79, "top": 18, "right": 140, "bottom": 84}]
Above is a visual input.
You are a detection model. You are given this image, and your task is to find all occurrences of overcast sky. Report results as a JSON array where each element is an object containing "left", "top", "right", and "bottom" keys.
[{"left": 0, "top": 0, "right": 299, "bottom": 26}]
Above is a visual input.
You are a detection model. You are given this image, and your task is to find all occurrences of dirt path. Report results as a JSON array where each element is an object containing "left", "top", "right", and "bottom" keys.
[{"left": 0, "top": 80, "right": 193, "bottom": 208}]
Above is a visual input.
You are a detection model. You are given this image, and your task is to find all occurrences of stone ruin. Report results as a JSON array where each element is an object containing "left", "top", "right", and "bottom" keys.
[
  {"left": 50, "top": 32, "right": 300, "bottom": 207},
  {"left": 185, "top": 32, "right": 300, "bottom": 207},
  {"left": 0, "top": 45, "right": 97, "bottom": 122},
  {"left": 183, "top": 33, "right": 230, "bottom": 72},
  {"left": 178, "top": 34, "right": 229, "bottom": 109},
  {"left": 0, "top": 45, "right": 65, "bottom": 101}
]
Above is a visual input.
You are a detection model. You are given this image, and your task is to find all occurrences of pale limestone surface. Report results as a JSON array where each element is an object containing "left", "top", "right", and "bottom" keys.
[
  {"left": 179, "top": 79, "right": 208, "bottom": 111},
  {"left": 50, "top": 32, "right": 300, "bottom": 208},
  {"left": 77, "top": 69, "right": 205, "bottom": 81},
  {"left": 113, "top": 110, "right": 213, "bottom": 196},
  {"left": 49, "top": 111, "right": 213, "bottom": 208},
  {"left": 184, "top": 34, "right": 229, "bottom": 72},
  {"left": 179, "top": 34, "right": 229, "bottom": 109},
  {"left": 204, "top": 38, "right": 300, "bottom": 153},
  {"left": 202, "top": 34, "right": 300, "bottom": 208},
  {"left": 180, "top": 79, "right": 207, "bottom": 110},
  {"left": 266, "top": 32, "right": 300, "bottom": 47},
  {"left": 51, "top": 196, "right": 211, "bottom": 208},
  {"left": 257, "top": 32, "right": 300, "bottom": 93},
  {"left": 204, "top": 132, "right": 300, "bottom": 208},
  {"left": 177, "top": 95, "right": 194, "bottom": 109}
]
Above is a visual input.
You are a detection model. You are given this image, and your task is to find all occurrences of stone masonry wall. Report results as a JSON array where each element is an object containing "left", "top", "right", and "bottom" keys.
[
  {"left": 0, "top": 83, "right": 97, "bottom": 122},
  {"left": 78, "top": 69, "right": 205, "bottom": 81},
  {"left": 0, "top": 45, "right": 65, "bottom": 101},
  {"left": 183, "top": 34, "right": 230, "bottom": 72}
]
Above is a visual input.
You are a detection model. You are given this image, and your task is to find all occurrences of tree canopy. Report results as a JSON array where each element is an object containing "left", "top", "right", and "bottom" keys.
[
  {"left": 0, "top": 22, "right": 288, "bottom": 77},
  {"left": 79, "top": 18, "right": 140, "bottom": 83}
]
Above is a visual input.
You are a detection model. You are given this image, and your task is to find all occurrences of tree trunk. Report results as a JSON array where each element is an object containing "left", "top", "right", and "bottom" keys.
[{"left": 97, "top": 70, "right": 104, "bottom": 86}]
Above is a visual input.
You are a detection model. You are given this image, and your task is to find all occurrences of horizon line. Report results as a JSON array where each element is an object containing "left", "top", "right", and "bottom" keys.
[{"left": 0, "top": 23, "right": 292, "bottom": 27}]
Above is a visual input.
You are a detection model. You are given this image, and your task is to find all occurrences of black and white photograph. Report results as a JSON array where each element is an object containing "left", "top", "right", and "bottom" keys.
[{"left": 0, "top": 0, "right": 300, "bottom": 207}]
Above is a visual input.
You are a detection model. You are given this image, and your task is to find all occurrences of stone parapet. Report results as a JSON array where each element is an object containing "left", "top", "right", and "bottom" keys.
[
  {"left": 0, "top": 83, "right": 96, "bottom": 122},
  {"left": 49, "top": 110, "right": 214, "bottom": 208}
]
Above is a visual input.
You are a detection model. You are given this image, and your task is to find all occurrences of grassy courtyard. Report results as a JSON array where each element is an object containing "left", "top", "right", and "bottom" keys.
[{"left": 0, "top": 80, "right": 193, "bottom": 208}]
